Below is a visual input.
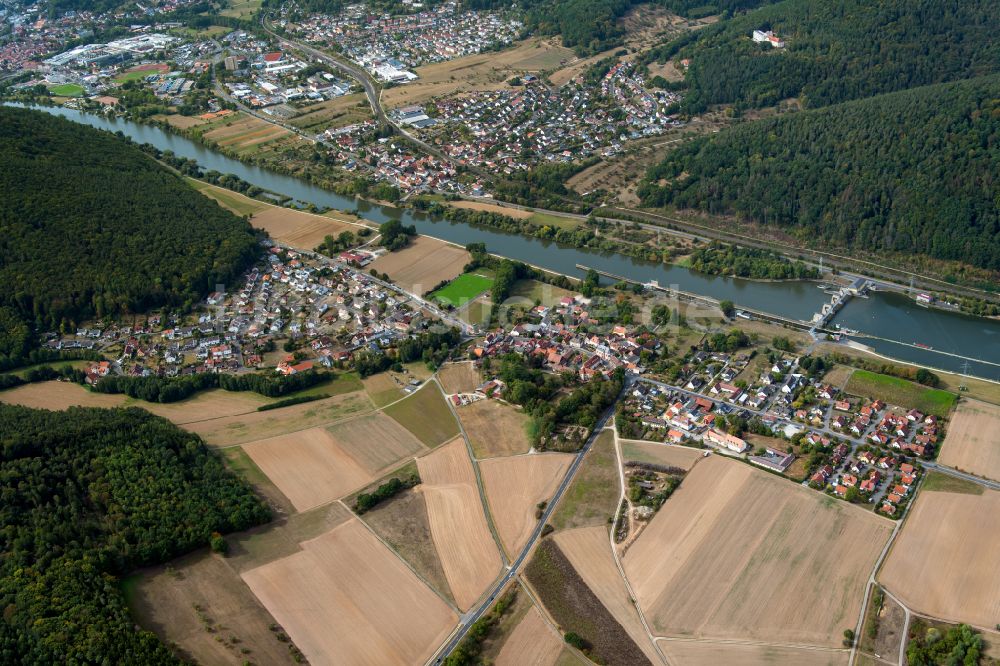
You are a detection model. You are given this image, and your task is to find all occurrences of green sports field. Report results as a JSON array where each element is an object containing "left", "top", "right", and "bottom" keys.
[
  {"left": 115, "top": 70, "right": 150, "bottom": 84},
  {"left": 48, "top": 83, "right": 84, "bottom": 97},
  {"left": 431, "top": 273, "right": 494, "bottom": 307}
]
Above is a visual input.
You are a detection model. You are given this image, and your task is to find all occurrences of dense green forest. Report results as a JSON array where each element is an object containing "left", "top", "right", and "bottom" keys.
[
  {"left": 464, "top": 0, "right": 775, "bottom": 55},
  {"left": 0, "top": 107, "right": 260, "bottom": 364},
  {"left": 647, "top": 0, "right": 999, "bottom": 112},
  {"left": 639, "top": 76, "right": 1000, "bottom": 271},
  {"left": 0, "top": 404, "right": 270, "bottom": 662}
]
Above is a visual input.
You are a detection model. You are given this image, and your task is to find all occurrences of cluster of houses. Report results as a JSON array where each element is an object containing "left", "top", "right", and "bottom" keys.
[
  {"left": 283, "top": 2, "right": 521, "bottom": 81},
  {"left": 423, "top": 62, "right": 682, "bottom": 173},
  {"left": 60, "top": 241, "right": 440, "bottom": 382},
  {"left": 471, "top": 296, "right": 660, "bottom": 380},
  {"left": 319, "top": 121, "right": 482, "bottom": 196}
]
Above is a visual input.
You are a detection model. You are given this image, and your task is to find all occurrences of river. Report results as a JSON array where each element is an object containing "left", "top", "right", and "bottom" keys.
[{"left": 13, "top": 104, "right": 1000, "bottom": 380}]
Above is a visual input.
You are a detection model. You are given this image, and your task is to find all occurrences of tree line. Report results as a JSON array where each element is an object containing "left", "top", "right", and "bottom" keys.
[
  {"left": 92, "top": 368, "right": 334, "bottom": 403},
  {"left": 0, "top": 404, "right": 270, "bottom": 662}
]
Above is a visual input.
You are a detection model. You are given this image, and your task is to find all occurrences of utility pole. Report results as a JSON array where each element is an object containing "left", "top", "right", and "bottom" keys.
[{"left": 960, "top": 361, "right": 970, "bottom": 392}]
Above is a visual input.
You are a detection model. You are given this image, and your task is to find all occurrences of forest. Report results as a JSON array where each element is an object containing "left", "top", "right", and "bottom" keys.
[
  {"left": 0, "top": 108, "right": 260, "bottom": 362},
  {"left": 0, "top": 404, "right": 270, "bottom": 662},
  {"left": 650, "top": 0, "right": 999, "bottom": 112},
  {"left": 639, "top": 76, "right": 1000, "bottom": 272}
]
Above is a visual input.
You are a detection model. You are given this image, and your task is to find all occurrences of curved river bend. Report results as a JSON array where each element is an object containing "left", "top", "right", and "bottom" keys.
[{"left": 17, "top": 104, "right": 999, "bottom": 380}]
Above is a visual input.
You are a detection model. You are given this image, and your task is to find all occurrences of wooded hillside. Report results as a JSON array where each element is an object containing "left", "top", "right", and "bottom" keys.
[
  {"left": 638, "top": 75, "right": 1000, "bottom": 271},
  {"left": 648, "top": 0, "right": 999, "bottom": 111},
  {"left": 0, "top": 404, "right": 270, "bottom": 662},
  {"left": 0, "top": 107, "right": 260, "bottom": 358}
]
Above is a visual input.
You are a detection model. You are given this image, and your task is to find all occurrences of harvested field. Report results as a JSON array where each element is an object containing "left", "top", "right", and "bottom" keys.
[
  {"left": 481, "top": 453, "right": 573, "bottom": 556},
  {"left": 0, "top": 380, "right": 125, "bottom": 410},
  {"left": 879, "top": 487, "right": 1000, "bottom": 629},
  {"left": 123, "top": 551, "right": 297, "bottom": 665},
  {"left": 251, "top": 206, "right": 362, "bottom": 252},
  {"left": 449, "top": 200, "right": 532, "bottom": 219},
  {"left": 554, "top": 527, "right": 661, "bottom": 664},
  {"left": 938, "top": 399, "right": 1000, "bottom": 481},
  {"left": 526, "top": 538, "right": 652, "bottom": 666},
  {"left": 496, "top": 606, "right": 564, "bottom": 666},
  {"left": 225, "top": 502, "right": 353, "bottom": 574},
  {"left": 162, "top": 113, "right": 209, "bottom": 130},
  {"left": 370, "top": 236, "right": 469, "bottom": 295},
  {"left": 620, "top": 441, "right": 703, "bottom": 470},
  {"left": 357, "top": 486, "right": 455, "bottom": 603},
  {"left": 381, "top": 38, "right": 573, "bottom": 108},
  {"left": 656, "top": 641, "right": 847, "bottom": 666},
  {"left": 550, "top": 430, "right": 619, "bottom": 531},
  {"left": 221, "top": 446, "right": 296, "bottom": 515},
  {"left": 140, "top": 389, "right": 268, "bottom": 424},
  {"left": 822, "top": 364, "right": 855, "bottom": 389},
  {"left": 438, "top": 361, "right": 481, "bottom": 394},
  {"left": 325, "top": 412, "right": 426, "bottom": 474},
  {"left": 623, "top": 455, "right": 892, "bottom": 647},
  {"left": 242, "top": 519, "right": 457, "bottom": 666},
  {"left": 417, "top": 438, "right": 503, "bottom": 610},
  {"left": 243, "top": 427, "right": 373, "bottom": 511},
  {"left": 384, "top": 381, "right": 459, "bottom": 447},
  {"left": 548, "top": 48, "right": 620, "bottom": 87},
  {"left": 184, "top": 391, "right": 372, "bottom": 446},
  {"left": 459, "top": 399, "right": 533, "bottom": 458},
  {"left": 203, "top": 116, "right": 293, "bottom": 152}
]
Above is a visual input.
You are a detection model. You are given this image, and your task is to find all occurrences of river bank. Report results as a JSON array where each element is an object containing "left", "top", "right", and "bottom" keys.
[{"left": 7, "top": 102, "right": 999, "bottom": 380}]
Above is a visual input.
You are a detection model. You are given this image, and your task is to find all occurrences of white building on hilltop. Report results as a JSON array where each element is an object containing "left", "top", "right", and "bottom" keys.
[{"left": 752, "top": 29, "right": 785, "bottom": 48}]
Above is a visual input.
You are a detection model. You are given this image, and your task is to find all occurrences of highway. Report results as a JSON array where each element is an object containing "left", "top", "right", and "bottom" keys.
[{"left": 429, "top": 382, "right": 629, "bottom": 664}]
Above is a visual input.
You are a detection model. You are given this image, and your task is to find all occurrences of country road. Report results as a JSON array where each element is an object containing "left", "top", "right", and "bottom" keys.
[{"left": 427, "top": 381, "right": 629, "bottom": 664}]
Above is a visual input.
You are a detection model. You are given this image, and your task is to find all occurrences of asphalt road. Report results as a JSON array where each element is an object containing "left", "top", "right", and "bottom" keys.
[{"left": 429, "top": 383, "right": 627, "bottom": 663}]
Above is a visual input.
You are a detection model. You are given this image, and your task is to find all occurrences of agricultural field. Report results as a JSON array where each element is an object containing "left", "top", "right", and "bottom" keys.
[
  {"left": 553, "top": 526, "right": 661, "bottom": 663},
  {"left": 480, "top": 453, "right": 573, "bottom": 556},
  {"left": 384, "top": 381, "right": 459, "bottom": 447},
  {"left": 188, "top": 179, "right": 269, "bottom": 216},
  {"left": 325, "top": 412, "right": 426, "bottom": 474},
  {"left": 526, "top": 538, "right": 652, "bottom": 665},
  {"left": 380, "top": 38, "right": 574, "bottom": 109},
  {"left": 623, "top": 455, "right": 892, "bottom": 647},
  {"left": 220, "top": 0, "right": 261, "bottom": 18},
  {"left": 362, "top": 372, "right": 405, "bottom": 407},
  {"left": 458, "top": 399, "right": 533, "bottom": 458},
  {"left": 448, "top": 200, "right": 532, "bottom": 219},
  {"left": 242, "top": 519, "right": 457, "bottom": 665},
  {"left": 657, "top": 641, "right": 847, "bottom": 666},
  {"left": 122, "top": 551, "right": 298, "bottom": 666},
  {"left": 620, "top": 441, "right": 703, "bottom": 470},
  {"left": 844, "top": 370, "right": 957, "bottom": 416},
  {"left": 495, "top": 605, "right": 565, "bottom": 666},
  {"left": 221, "top": 446, "right": 296, "bottom": 515},
  {"left": 432, "top": 272, "right": 495, "bottom": 307},
  {"left": 0, "top": 380, "right": 126, "bottom": 410},
  {"left": 937, "top": 399, "right": 1000, "bottom": 481},
  {"left": 201, "top": 115, "right": 299, "bottom": 156},
  {"left": 354, "top": 481, "right": 455, "bottom": 603},
  {"left": 416, "top": 438, "right": 503, "bottom": 610},
  {"left": 550, "top": 430, "right": 619, "bottom": 531},
  {"left": 879, "top": 486, "right": 1000, "bottom": 629},
  {"left": 370, "top": 236, "right": 470, "bottom": 295},
  {"left": 225, "top": 502, "right": 353, "bottom": 574},
  {"left": 288, "top": 93, "right": 371, "bottom": 133},
  {"left": 138, "top": 389, "right": 270, "bottom": 424},
  {"left": 184, "top": 390, "right": 373, "bottom": 446},
  {"left": 242, "top": 427, "right": 374, "bottom": 512},
  {"left": 250, "top": 204, "right": 364, "bottom": 251},
  {"left": 437, "top": 361, "right": 481, "bottom": 394}
]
